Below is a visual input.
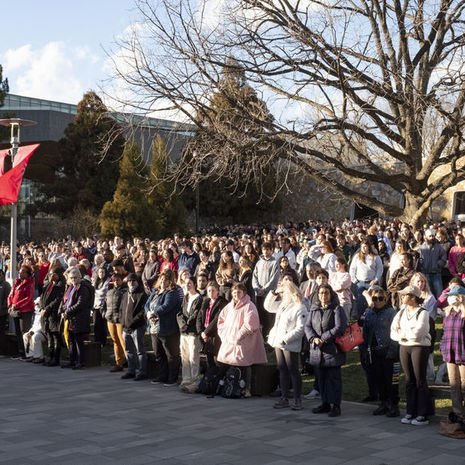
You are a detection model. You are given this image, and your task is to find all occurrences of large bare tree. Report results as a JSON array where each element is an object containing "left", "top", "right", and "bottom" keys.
[{"left": 106, "top": 0, "right": 465, "bottom": 225}]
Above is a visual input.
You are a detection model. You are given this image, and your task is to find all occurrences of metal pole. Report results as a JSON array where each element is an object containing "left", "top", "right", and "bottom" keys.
[
  {"left": 9, "top": 123, "right": 19, "bottom": 281},
  {"left": 0, "top": 118, "right": 37, "bottom": 282}
]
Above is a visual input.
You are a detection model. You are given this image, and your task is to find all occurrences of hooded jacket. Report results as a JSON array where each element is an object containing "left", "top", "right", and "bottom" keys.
[{"left": 216, "top": 294, "right": 267, "bottom": 366}]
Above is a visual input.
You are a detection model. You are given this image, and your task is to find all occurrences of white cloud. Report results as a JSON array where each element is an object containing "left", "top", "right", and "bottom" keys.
[
  {"left": 1, "top": 41, "right": 99, "bottom": 104},
  {"left": 74, "top": 45, "right": 99, "bottom": 64},
  {"left": 3, "top": 44, "right": 33, "bottom": 71}
]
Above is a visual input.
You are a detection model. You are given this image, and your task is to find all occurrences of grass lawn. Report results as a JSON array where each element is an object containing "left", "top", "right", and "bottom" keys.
[{"left": 301, "top": 320, "right": 452, "bottom": 416}]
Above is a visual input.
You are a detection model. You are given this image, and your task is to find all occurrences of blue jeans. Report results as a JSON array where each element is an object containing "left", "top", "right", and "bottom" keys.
[
  {"left": 123, "top": 326, "right": 147, "bottom": 376},
  {"left": 425, "top": 273, "right": 442, "bottom": 299},
  {"left": 315, "top": 366, "right": 342, "bottom": 406}
]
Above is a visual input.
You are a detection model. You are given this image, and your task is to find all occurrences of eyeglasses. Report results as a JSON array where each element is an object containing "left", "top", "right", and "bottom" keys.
[{"left": 372, "top": 296, "right": 385, "bottom": 302}]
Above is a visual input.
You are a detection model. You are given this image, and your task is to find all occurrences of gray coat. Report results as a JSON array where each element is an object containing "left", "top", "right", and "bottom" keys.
[
  {"left": 252, "top": 256, "right": 280, "bottom": 297},
  {"left": 304, "top": 296, "right": 348, "bottom": 367},
  {"left": 418, "top": 240, "right": 447, "bottom": 274}
]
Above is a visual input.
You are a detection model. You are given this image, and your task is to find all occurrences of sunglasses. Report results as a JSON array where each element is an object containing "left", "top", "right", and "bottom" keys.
[{"left": 372, "top": 296, "right": 385, "bottom": 302}]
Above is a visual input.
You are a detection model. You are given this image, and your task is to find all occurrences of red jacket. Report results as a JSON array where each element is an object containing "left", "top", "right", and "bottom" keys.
[{"left": 8, "top": 276, "right": 35, "bottom": 313}]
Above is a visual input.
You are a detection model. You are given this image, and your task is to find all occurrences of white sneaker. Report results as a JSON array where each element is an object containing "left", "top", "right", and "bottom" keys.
[
  {"left": 401, "top": 414, "right": 413, "bottom": 424},
  {"left": 411, "top": 416, "right": 429, "bottom": 426},
  {"left": 304, "top": 389, "right": 320, "bottom": 400}
]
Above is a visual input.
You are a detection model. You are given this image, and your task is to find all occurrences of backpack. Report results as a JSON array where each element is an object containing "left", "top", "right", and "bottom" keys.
[
  {"left": 198, "top": 367, "right": 221, "bottom": 397},
  {"left": 219, "top": 367, "right": 245, "bottom": 399}
]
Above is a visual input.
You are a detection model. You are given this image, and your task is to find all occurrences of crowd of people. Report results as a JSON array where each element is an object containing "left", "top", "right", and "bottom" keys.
[{"left": 2, "top": 216, "right": 465, "bottom": 425}]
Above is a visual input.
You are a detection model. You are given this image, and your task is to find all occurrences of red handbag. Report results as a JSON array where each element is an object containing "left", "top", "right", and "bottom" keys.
[{"left": 335, "top": 322, "right": 363, "bottom": 352}]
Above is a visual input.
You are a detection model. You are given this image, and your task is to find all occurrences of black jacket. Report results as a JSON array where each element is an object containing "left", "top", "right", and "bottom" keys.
[
  {"left": 0, "top": 280, "right": 11, "bottom": 317},
  {"left": 196, "top": 296, "right": 227, "bottom": 355},
  {"left": 120, "top": 285, "right": 148, "bottom": 332},
  {"left": 105, "top": 284, "right": 127, "bottom": 324},
  {"left": 177, "top": 293, "right": 203, "bottom": 335},
  {"left": 239, "top": 269, "right": 254, "bottom": 299},
  {"left": 41, "top": 278, "right": 66, "bottom": 333},
  {"left": 59, "top": 280, "right": 94, "bottom": 334}
]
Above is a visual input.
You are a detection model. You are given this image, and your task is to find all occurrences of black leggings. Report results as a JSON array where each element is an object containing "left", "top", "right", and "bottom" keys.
[
  {"left": 69, "top": 331, "right": 87, "bottom": 367},
  {"left": 399, "top": 345, "right": 430, "bottom": 417},
  {"left": 13, "top": 313, "right": 33, "bottom": 356},
  {"left": 47, "top": 331, "right": 61, "bottom": 363},
  {"left": 93, "top": 307, "right": 107, "bottom": 346},
  {"left": 275, "top": 348, "right": 301, "bottom": 401}
]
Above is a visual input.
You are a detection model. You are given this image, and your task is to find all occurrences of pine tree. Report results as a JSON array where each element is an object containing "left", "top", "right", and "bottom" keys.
[
  {"left": 37, "top": 91, "right": 125, "bottom": 217},
  {"left": 148, "top": 135, "right": 188, "bottom": 236},
  {"left": 100, "top": 143, "right": 156, "bottom": 238},
  {"left": 186, "top": 59, "right": 281, "bottom": 223},
  {"left": 0, "top": 64, "right": 8, "bottom": 107}
]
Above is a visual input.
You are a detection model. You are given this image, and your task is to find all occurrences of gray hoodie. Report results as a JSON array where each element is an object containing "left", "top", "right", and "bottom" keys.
[{"left": 252, "top": 256, "right": 280, "bottom": 297}]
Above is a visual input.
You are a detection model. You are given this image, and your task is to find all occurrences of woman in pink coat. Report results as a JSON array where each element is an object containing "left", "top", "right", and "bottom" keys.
[{"left": 217, "top": 282, "right": 267, "bottom": 397}]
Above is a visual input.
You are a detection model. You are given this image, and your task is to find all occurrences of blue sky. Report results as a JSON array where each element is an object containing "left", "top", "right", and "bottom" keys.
[{"left": 1, "top": 1, "right": 137, "bottom": 104}]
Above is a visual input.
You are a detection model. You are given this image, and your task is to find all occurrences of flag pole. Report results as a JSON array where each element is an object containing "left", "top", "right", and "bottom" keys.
[{"left": 0, "top": 118, "right": 37, "bottom": 282}]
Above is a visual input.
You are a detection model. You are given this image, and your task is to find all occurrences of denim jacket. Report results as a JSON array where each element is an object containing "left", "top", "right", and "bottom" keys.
[{"left": 361, "top": 305, "right": 398, "bottom": 359}]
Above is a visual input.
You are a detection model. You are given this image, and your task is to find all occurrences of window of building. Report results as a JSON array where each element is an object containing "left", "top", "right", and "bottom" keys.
[{"left": 454, "top": 191, "right": 465, "bottom": 217}]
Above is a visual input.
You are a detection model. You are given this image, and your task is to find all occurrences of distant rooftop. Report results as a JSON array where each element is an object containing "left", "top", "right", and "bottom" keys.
[
  {"left": 3, "top": 93, "right": 78, "bottom": 114},
  {"left": 3, "top": 93, "right": 196, "bottom": 135}
]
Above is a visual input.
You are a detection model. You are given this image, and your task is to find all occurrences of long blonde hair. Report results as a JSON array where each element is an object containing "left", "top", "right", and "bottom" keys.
[
  {"left": 281, "top": 280, "right": 304, "bottom": 306},
  {"left": 409, "top": 272, "right": 432, "bottom": 300}
]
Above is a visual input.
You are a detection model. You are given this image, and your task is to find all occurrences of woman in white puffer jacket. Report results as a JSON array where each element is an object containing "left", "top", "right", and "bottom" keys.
[{"left": 265, "top": 279, "right": 308, "bottom": 410}]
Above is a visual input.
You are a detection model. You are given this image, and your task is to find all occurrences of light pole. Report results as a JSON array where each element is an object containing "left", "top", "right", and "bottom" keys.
[{"left": 0, "top": 118, "right": 37, "bottom": 281}]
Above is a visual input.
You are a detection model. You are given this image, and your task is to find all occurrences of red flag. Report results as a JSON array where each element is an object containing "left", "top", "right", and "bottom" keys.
[{"left": 0, "top": 144, "right": 39, "bottom": 206}]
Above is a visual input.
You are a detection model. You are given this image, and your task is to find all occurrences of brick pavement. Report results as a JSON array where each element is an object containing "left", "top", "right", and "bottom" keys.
[{"left": 1, "top": 357, "right": 464, "bottom": 465}]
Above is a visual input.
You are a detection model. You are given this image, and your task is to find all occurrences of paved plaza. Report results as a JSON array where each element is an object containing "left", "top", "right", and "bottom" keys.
[{"left": 1, "top": 358, "right": 464, "bottom": 465}]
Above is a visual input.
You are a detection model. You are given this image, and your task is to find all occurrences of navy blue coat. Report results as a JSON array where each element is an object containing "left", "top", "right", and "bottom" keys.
[
  {"left": 361, "top": 305, "right": 398, "bottom": 360},
  {"left": 153, "top": 289, "right": 181, "bottom": 337},
  {"left": 305, "top": 296, "right": 348, "bottom": 367}
]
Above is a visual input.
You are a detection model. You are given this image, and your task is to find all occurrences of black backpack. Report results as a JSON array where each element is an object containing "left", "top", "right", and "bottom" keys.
[
  {"left": 198, "top": 367, "right": 221, "bottom": 397},
  {"left": 219, "top": 367, "right": 244, "bottom": 399}
]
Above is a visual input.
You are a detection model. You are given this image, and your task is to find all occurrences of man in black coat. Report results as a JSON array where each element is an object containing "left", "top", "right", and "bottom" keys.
[{"left": 120, "top": 274, "right": 148, "bottom": 381}]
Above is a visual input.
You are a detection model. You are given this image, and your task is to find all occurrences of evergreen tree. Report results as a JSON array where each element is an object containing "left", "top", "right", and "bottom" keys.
[
  {"left": 185, "top": 59, "right": 281, "bottom": 223},
  {"left": 0, "top": 64, "right": 8, "bottom": 107},
  {"left": 100, "top": 143, "right": 156, "bottom": 238},
  {"left": 37, "top": 91, "right": 125, "bottom": 217},
  {"left": 148, "top": 135, "right": 188, "bottom": 236}
]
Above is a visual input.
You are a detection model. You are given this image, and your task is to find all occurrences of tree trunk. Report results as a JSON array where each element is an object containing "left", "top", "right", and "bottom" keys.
[{"left": 401, "top": 192, "right": 429, "bottom": 228}]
